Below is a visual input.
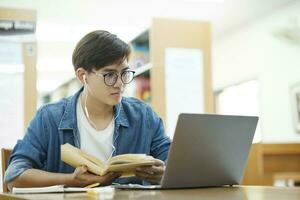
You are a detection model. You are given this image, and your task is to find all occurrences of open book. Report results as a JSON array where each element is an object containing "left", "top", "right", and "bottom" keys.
[{"left": 61, "top": 143, "right": 156, "bottom": 177}]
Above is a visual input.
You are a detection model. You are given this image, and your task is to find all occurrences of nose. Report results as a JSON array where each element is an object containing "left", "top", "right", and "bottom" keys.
[{"left": 113, "top": 74, "right": 124, "bottom": 88}]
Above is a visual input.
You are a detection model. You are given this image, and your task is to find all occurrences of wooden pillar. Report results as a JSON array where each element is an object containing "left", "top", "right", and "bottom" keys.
[{"left": 23, "top": 43, "right": 37, "bottom": 129}]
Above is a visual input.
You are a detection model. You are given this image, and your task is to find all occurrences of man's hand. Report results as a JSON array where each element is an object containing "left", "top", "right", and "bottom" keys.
[
  {"left": 68, "top": 166, "right": 121, "bottom": 187},
  {"left": 135, "top": 159, "right": 165, "bottom": 185}
]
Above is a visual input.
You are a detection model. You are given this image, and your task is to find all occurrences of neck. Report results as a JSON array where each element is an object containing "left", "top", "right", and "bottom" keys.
[{"left": 81, "top": 89, "right": 113, "bottom": 120}]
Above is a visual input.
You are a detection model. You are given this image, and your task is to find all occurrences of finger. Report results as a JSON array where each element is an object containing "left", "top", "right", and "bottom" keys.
[
  {"left": 81, "top": 166, "right": 88, "bottom": 173},
  {"left": 101, "top": 173, "right": 122, "bottom": 186},
  {"left": 148, "top": 166, "right": 165, "bottom": 174},
  {"left": 92, "top": 172, "right": 121, "bottom": 185},
  {"left": 80, "top": 172, "right": 109, "bottom": 184},
  {"left": 95, "top": 172, "right": 115, "bottom": 181},
  {"left": 153, "top": 159, "right": 165, "bottom": 166},
  {"left": 136, "top": 167, "right": 155, "bottom": 174},
  {"left": 136, "top": 166, "right": 164, "bottom": 175},
  {"left": 107, "top": 172, "right": 122, "bottom": 178},
  {"left": 75, "top": 166, "right": 88, "bottom": 175},
  {"left": 135, "top": 171, "right": 162, "bottom": 180},
  {"left": 138, "top": 159, "right": 164, "bottom": 170},
  {"left": 135, "top": 172, "right": 161, "bottom": 183},
  {"left": 110, "top": 172, "right": 122, "bottom": 179}
]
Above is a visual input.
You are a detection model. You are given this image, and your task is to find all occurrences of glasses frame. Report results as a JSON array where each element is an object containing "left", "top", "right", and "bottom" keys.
[{"left": 92, "top": 70, "right": 135, "bottom": 86}]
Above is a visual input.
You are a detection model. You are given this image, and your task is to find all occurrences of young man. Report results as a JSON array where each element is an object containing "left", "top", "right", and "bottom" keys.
[{"left": 4, "top": 30, "right": 171, "bottom": 190}]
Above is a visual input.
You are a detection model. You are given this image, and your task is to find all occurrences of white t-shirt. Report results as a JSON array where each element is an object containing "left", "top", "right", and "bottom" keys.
[{"left": 77, "top": 96, "right": 114, "bottom": 162}]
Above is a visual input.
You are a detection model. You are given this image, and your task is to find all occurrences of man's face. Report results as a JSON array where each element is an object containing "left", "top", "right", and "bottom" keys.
[{"left": 87, "top": 59, "right": 131, "bottom": 106}]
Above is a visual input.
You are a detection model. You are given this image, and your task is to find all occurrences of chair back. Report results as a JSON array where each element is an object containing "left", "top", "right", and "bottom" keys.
[{"left": 1, "top": 148, "right": 12, "bottom": 193}]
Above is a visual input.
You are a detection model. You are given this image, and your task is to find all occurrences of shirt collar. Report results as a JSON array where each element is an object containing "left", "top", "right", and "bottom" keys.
[
  {"left": 114, "top": 99, "right": 129, "bottom": 129},
  {"left": 59, "top": 87, "right": 129, "bottom": 130}
]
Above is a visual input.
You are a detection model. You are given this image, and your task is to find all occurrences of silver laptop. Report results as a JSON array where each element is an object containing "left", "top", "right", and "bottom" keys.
[{"left": 115, "top": 113, "right": 258, "bottom": 189}]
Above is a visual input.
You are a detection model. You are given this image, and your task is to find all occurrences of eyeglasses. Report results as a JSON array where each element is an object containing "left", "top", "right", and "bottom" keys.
[{"left": 92, "top": 70, "right": 135, "bottom": 86}]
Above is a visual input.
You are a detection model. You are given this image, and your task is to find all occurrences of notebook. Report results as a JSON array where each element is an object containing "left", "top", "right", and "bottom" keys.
[
  {"left": 11, "top": 185, "right": 91, "bottom": 194},
  {"left": 11, "top": 185, "right": 114, "bottom": 194}
]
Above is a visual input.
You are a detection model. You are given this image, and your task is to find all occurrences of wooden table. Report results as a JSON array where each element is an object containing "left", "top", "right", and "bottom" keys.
[{"left": 0, "top": 186, "right": 300, "bottom": 200}]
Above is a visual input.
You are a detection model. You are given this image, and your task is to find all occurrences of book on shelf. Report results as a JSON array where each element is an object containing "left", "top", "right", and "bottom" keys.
[
  {"left": 61, "top": 143, "right": 155, "bottom": 177},
  {"left": 130, "top": 43, "right": 149, "bottom": 69},
  {"left": 134, "top": 76, "right": 151, "bottom": 102}
]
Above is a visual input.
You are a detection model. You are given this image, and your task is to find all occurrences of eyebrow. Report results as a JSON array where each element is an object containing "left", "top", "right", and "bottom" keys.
[{"left": 102, "top": 66, "right": 130, "bottom": 72}]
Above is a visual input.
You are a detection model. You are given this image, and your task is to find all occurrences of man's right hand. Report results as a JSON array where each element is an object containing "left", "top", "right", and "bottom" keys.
[{"left": 67, "top": 166, "right": 121, "bottom": 187}]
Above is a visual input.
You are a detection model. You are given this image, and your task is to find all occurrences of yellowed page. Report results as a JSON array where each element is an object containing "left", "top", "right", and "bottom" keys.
[
  {"left": 101, "top": 160, "right": 156, "bottom": 177},
  {"left": 61, "top": 143, "right": 103, "bottom": 175},
  {"left": 75, "top": 148, "right": 105, "bottom": 168},
  {"left": 108, "top": 154, "right": 154, "bottom": 165}
]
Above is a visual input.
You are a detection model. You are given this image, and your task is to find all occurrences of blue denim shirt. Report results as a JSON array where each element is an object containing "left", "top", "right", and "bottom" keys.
[{"left": 4, "top": 88, "right": 171, "bottom": 185}]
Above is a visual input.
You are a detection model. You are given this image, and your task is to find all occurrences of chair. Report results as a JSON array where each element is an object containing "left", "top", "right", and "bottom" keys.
[{"left": 1, "top": 148, "right": 12, "bottom": 193}]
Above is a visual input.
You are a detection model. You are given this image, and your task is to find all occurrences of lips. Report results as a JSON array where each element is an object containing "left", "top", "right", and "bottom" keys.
[{"left": 111, "top": 91, "right": 122, "bottom": 95}]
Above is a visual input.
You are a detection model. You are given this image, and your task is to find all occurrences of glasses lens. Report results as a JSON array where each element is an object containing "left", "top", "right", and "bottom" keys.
[
  {"left": 104, "top": 72, "right": 118, "bottom": 86},
  {"left": 121, "top": 71, "right": 134, "bottom": 84}
]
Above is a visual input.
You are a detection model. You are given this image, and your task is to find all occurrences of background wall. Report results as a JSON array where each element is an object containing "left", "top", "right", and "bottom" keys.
[{"left": 213, "top": 1, "right": 300, "bottom": 142}]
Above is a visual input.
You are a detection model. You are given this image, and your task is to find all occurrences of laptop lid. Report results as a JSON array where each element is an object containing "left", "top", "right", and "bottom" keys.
[{"left": 161, "top": 113, "right": 258, "bottom": 189}]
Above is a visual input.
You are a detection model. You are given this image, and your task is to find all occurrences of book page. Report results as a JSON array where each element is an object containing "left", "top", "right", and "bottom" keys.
[
  {"left": 105, "top": 161, "right": 156, "bottom": 177},
  {"left": 61, "top": 143, "right": 104, "bottom": 175},
  {"left": 108, "top": 154, "right": 151, "bottom": 164}
]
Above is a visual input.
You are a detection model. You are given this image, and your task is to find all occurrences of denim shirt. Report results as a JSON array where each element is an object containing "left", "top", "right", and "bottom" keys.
[{"left": 4, "top": 88, "right": 171, "bottom": 185}]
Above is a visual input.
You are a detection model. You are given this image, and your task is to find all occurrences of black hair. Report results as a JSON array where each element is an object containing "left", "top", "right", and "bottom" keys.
[{"left": 72, "top": 30, "right": 131, "bottom": 72}]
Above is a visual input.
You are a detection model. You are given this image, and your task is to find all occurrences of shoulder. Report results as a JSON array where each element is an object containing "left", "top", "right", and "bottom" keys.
[
  {"left": 120, "top": 97, "right": 161, "bottom": 125},
  {"left": 39, "top": 97, "right": 68, "bottom": 115},
  {"left": 121, "top": 96, "right": 152, "bottom": 114},
  {"left": 35, "top": 96, "right": 72, "bottom": 124}
]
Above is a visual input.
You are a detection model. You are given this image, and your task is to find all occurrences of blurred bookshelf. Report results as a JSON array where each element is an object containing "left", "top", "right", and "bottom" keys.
[
  {"left": 129, "top": 30, "right": 150, "bottom": 70},
  {"left": 126, "top": 30, "right": 151, "bottom": 103},
  {"left": 134, "top": 63, "right": 152, "bottom": 77},
  {"left": 133, "top": 71, "right": 151, "bottom": 103},
  {"left": 128, "top": 31, "right": 151, "bottom": 103}
]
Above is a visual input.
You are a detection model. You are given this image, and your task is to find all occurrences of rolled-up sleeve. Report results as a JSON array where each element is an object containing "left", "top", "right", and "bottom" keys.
[
  {"left": 4, "top": 107, "right": 49, "bottom": 183},
  {"left": 3, "top": 158, "right": 33, "bottom": 183}
]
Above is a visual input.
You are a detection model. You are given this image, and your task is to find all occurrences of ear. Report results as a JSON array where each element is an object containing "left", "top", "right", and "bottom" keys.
[{"left": 75, "top": 68, "right": 87, "bottom": 84}]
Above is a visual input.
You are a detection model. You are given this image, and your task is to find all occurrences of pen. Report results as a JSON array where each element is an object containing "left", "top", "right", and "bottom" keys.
[{"left": 85, "top": 182, "right": 100, "bottom": 188}]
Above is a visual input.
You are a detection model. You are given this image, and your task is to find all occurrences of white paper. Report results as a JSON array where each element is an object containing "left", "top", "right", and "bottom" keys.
[
  {"left": 12, "top": 185, "right": 66, "bottom": 194},
  {"left": 165, "top": 48, "right": 204, "bottom": 138},
  {"left": 12, "top": 185, "right": 94, "bottom": 194},
  {"left": 12, "top": 185, "right": 115, "bottom": 194}
]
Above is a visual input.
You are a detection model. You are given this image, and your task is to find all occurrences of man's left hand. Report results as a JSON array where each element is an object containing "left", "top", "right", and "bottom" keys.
[{"left": 135, "top": 159, "right": 165, "bottom": 185}]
